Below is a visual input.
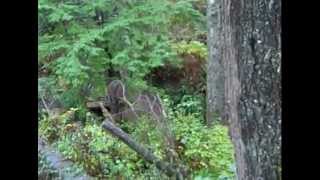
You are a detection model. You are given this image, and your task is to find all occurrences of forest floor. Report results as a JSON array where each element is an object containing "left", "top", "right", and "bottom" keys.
[{"left": 38, "top": 137, "right": 95, "bottom": 180}]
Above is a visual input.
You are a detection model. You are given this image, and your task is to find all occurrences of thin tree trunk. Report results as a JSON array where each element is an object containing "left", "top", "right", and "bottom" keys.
[
  {"left": 219, "top": 0, "right": 281, "bottom": 179},
  {"left": 206, "top": 0, "right": 225, "bottom": 126}
]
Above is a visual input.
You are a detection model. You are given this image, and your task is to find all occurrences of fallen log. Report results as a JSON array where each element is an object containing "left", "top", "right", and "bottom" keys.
[
  {"left": 101, "top": 120, "right": 187, "bottom": 179},
  {"left": 86, "top": 100, "right": 155, "bottom": 121},
  {"left": 86, "top": 101, "right": 104, "bottom": 109},
  {"left": 86, "top": 101, "right": 108, "bottom": 117},
  {"left": 87, "top": 82, "right": 187, "bottom": 178}
]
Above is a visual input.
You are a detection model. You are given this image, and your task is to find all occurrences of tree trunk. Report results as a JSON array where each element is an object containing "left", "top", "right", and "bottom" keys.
[
  {"left": 206, "top": 0, "right": 225, "bottom": 126},
  {"left": 219, "top": 0, "right": 281, "bottom": 179}
]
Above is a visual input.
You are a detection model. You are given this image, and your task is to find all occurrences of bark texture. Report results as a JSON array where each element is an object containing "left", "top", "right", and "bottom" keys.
[
  {"left": 219, "top": 0, "right": 281, "bottom": 179},
  {"left": 206, "top": 0, "right": 225, "bottom": 126}
]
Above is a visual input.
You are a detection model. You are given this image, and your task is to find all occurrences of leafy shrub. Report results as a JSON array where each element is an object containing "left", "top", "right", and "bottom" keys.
[
  {"left": 172, "top": 113, "right": 235, "bottom": 179},
  {"left": 175, "top": 94, "right": 204, "bottom": 117},
  {"left": 38, "top": 0, "right": 206, "bottom": 107},
  {"left": 172, "top": 40, "right": 208, "bottom": 60},
  {"left": 55, "top": 121, "right": 150, "bottom": 178},
  {"left": 38, "top": 150, "right": 87, "bottom": 180},
  {"left": 40, "top": 100, "right": 235, "bottom": 179},
  {"left": 39, "top": 108, "right": 78, "bottom": 143},
  {"left": 53, "top": 112, "right": 180, "bottom": 179},
  {"left": 131, "top": 116, "right": 167, "bottom": 158},
  {"left": 38, "top": 77, "right": 62, "bottom": 111},
  {"left": 39, "top": 113, "right": 63, "bottom": 144}
]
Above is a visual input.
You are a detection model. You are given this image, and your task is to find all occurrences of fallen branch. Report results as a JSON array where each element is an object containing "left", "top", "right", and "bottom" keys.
[
  {"left": 40, "top": 95, "right": 52, "bottom": 117},
  {"left": 87, "top": 80, "right": 187, "bottom": 178},
  {"left": 119, "top": 96, "right": 139, "bottom": 119},
  {"left": 101, "top": 119, "right": 186, "bottom": 179},
  {"left": 86, "top": 101, "right": 104, "bottom": 109}
]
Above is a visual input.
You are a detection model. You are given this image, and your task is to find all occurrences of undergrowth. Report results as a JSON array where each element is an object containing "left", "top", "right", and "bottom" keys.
[
  {"left": 38, "top": 0, "right": 235, "bottom": 179},
  {"left": 39, "top": 95, "right": 235, "bottom": 179}
]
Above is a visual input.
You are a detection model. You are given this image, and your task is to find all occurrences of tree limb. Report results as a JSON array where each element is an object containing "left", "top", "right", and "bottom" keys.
[
  {"left": 41, "top": 95, "right": 52, "bottom": 117},
  {"left": 101, "top": 119, "right": 186, "bottom": 179}
]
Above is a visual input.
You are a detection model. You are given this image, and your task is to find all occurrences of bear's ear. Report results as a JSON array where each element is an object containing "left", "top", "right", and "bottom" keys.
[{"left": 114, "top": 82, "right": 125, "bottom": 98}]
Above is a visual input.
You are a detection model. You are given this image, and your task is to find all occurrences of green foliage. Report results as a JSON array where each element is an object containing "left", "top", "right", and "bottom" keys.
[
  {"left": 169, "top": 0, "right": 206, "bottom": 40},
  {"left": 38, "top": 150, "right": 87, "bottom": 180},
  {"left": 175, "top": 94, "right": 204, "bottom": 117},
  {"left": 55, "top": 123, "right": 108, "bottom": 177},
  {"left": 39, "top": 108, "right": 78, "bottom": 143},
  {"left": 38, "top": 77, "right": 62, "bottom": 111},
  {"left": 54, "top": 118, "right": 166, "bottom": 178},
  {"left": 130, "top": 116, "right": 167, "bottom": 158},
  {"left": 162, "top": 89, "right": 205, "bottom": 120},
  {"left": 172, "top": 40, "right": 208, "bottom": 60},
  {"left": 39, "top": 114, "right": 59, "bottom": 143},
  {"left": 157, "top": 94, "right": 235, "bottom": 178},
  {"left": 38, "top": 0, "right": 235, "bottom": 179},
  {"left": 38, "top": 0, "right": 206, "bottom": 106},
  {"left": 172, "top": 113, "right": 235, "bottom": 179},
  {"left": 39, "top": 95, "right": 235, "bottom": 179}
]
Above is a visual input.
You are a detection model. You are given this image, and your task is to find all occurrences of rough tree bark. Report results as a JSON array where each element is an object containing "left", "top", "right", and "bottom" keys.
[
  {"left": 218, "top": 0, "right": 281, "bottom": 179},
  {"left": 206, "top": 0, "right": 225, "bottom": 126}
]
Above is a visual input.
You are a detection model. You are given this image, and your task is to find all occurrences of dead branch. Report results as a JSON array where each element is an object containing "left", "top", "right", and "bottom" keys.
[
  {"left": 41, "top": 95, "right": 52, "bottom": 117},
  {"left": 86, "top": 80, "right": 187, "bottom": 178},
  {"left": 101, "top": 119, "right": 186, "bottom": 179},
  {"left": 119, "top": 96, "right": 139, "bottom": 120}
]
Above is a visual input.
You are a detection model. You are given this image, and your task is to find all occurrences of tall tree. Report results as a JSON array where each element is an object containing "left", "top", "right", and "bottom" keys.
[
  {"left": 206, "top": 0, "right": 225, "bottom": 126},
  {"left": 215, "top": 0, "right": 281, "bottom": 179}
]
